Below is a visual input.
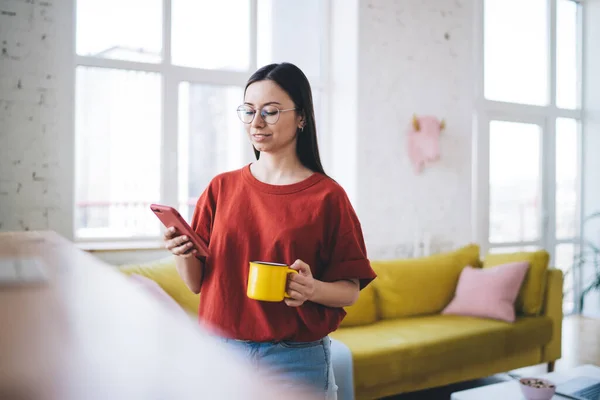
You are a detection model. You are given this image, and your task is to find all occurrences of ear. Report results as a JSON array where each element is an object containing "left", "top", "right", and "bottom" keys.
[{"left": 297, "top": 112, "right": 306, "bottom": 130}]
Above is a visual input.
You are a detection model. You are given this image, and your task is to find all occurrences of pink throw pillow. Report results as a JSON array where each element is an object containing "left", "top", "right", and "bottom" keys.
[{"left": 441, "top": 262, "right": 529, "bottom": 323}]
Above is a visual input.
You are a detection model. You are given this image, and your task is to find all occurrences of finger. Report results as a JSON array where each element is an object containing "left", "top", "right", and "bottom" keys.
[
  {"left": 166, "top": 236, "right": 189, "bottom": 251},
  {"left": 289, "top": 273, "right": 309, "bottom": 285},
  {"left": 173, "top": 242, "right": 195, "bottom": 255},
  {"left": 165, "top": 237, "right": 185, "bottom": 251},
  {"left": 164, "top": 227, "right": 178, "bottom": 239},
  {"left": 291, "top": 259, "right": 311, "bottom": 276},
  {"left": 286, "top": 289, "right": 305, "bottom": 301},
  {"left": 164, "top": 231, "right": 182, "bottom": 245},
  {"left": 181, "top": 245, "right": 197, "bottom": 255},
  {"left": 178, "top": 242, "right": 195, "bottom": 254},
  {"left": 284, "top": 298, "right": 304, "bottom": 307},
  {"left": 287, "top": 281, "right": 307, "bottom": 293},
  {"left": 177, "top": 235, "right": 190, "bottom": 246}
]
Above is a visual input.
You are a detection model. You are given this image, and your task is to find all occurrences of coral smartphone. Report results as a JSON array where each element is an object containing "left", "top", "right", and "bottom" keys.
[{"left": 150, "top": 204, "right": 210, "bottom": 258}]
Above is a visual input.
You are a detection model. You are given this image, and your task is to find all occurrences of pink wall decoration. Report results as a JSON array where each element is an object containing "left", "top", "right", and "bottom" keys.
[{"left": 406, "top": 114, "right": 445, "bottom": 174}]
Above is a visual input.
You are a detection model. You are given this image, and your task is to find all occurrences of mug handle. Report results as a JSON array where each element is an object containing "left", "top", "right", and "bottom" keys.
[{"left": 284, "top": 269, "right": 299, "bottom": 298}]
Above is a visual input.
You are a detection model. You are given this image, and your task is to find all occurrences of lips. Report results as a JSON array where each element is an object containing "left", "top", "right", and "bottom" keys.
[{"left": 252, "top": 133, "right": 272, "bottom": 141}]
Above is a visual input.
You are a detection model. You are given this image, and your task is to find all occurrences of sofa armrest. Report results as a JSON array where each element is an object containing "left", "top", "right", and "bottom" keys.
[{"left": 541, "top": 268, "right": 563, "bottom": 363}]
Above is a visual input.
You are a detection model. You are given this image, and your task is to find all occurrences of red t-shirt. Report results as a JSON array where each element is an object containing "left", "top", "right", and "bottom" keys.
[{"left": 190, "top": 164, "right": 376, "bottom": 342}]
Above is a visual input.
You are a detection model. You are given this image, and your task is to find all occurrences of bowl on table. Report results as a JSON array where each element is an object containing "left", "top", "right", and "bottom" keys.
[{"left": 518, "top": 377, "right": 556, "bottom": 400}]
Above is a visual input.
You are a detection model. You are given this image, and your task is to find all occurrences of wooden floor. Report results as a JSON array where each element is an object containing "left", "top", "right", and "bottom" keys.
[{"left": 385, "top": 316, "right": 600, "bottom": 400}]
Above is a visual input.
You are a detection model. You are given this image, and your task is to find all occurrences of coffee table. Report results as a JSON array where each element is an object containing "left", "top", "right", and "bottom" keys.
[{"left": 451, "top": 364, "right": 600, "bottom": 399}]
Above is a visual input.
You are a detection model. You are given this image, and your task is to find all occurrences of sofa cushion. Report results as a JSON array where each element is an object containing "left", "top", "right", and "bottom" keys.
[
  {"left": 483, "top": 250, "right": 550, "bottom": 316},
  {"left": 371, "top": 244, "right": 480, "bottom": 319},
  {"left": 119, "top": 256, "right": 200, "bottom": 315},
  {"left": 330, "top": 314, "right": 553, "bottom": 391},
  {"left": 442, "top": 262, "right": 529, "bottom": 322},
  {"left": 340, "top": 284, "right": 378, "bottom": 327}
]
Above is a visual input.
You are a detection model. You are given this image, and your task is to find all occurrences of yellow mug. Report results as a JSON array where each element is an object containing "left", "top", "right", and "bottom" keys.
[{"left": 247, "top": 261, "right": 299, "bottom": 302}]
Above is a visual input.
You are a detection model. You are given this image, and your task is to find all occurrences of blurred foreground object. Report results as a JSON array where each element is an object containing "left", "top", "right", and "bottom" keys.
[{"left": 0, "top": 231, "right": 318, "bottom": 400}]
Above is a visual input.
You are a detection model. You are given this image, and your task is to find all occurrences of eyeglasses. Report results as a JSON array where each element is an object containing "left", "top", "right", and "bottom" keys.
[{"left": 236, "top": 105, "right": 297, "bottom": 125}]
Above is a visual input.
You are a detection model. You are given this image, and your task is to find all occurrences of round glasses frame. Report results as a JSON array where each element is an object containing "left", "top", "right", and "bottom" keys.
[{"left": 236, "top": 105, "right": 297, "bottom": 125}]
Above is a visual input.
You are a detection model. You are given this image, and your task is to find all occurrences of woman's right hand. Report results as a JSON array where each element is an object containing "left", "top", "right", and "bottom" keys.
[{"left": 163, "top": 227, "right": 198, "bottom": 258}]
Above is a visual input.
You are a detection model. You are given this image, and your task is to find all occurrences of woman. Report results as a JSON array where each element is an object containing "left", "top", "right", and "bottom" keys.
[{"left": 164, "top": 62, "right": 376, "bottom": 399}]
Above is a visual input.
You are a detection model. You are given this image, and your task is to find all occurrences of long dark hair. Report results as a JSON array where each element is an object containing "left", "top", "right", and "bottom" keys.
[{"left": 244, "top": 62, "right": 326, "bottom": 175}]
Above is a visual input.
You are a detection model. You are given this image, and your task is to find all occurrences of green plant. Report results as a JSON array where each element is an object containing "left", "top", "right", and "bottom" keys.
[{"left": 570, "top": 211, "right": 600, "bottom": 312}]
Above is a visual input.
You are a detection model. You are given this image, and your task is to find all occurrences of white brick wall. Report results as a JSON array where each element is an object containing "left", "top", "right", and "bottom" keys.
[
  {"left": 355, "top": 0, "right": 475, "bottom": 259},
  {"left": 0, "top": 0, "right": 74, "bottom": 238}
]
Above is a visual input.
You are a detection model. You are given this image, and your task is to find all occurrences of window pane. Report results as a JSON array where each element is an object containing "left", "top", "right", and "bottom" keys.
[
  {"left": 555, "top": 243, "right": 576, "bottom": 313},
  {"left": 557, "top": 0, "right": 579, "bottom": 109},
  {"left": 488, "top": 245, "right": 540, "bottom": 254},
  {"left": 172, "top": 0, "right": 250, "bottom": 70},
  {"left": 75, "top": 67, "right": 161, "bottom": 238},
  {"left": 484, "top": 0, "right": 548, "bottom": 105},
  {"left": 489, "top": 121, "right": 541, "bottom": 243},
  {"left": 76, "top": 0, "right": 162, "bottom": 63},
  {"left": 178, "top": 84, "right": 246, "bottom": 220},
  {"left": 257, "top": 0, "right": 322, "bottom": 78},
  {"left": 556, "top": 118, "right": 579, "bottom": 239}
]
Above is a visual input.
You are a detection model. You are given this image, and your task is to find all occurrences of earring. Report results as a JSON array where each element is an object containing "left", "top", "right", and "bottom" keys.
[{"left": 300, "top": 125, "right": 304, "bottom": 132}]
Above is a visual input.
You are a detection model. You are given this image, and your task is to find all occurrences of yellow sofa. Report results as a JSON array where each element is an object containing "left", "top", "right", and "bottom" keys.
[
  {"left": 119, "top": 244, "right": 563, "bottom": 400},
  {"left": 330, "top": 244, "right": 562, "bottom": 399}
]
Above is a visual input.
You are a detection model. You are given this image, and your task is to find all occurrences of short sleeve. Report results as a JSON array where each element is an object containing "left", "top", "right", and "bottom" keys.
[
  {"left": 320, "top": 193, "right": 377, "bottom": 289},
  {"left": 190, "top": 179, "right": 218, "bottom": 246}
]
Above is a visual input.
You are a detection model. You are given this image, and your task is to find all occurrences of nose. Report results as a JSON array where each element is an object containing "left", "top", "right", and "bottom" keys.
[{"left": 251, "top": 111, "right": 266, "bottom": 129}]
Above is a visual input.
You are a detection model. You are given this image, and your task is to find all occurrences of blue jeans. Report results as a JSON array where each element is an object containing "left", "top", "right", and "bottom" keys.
[{"left": 219, "top": 336, "right": 337, "bottom": 399}]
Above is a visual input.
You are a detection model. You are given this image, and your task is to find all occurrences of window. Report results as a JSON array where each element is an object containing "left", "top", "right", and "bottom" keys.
[
  {"left": 556, "top": 118, "right": 580, "bottom": 240},
  {"left": 177, "top": 83, "right": 246, "bottom": 221},
  {"left": 75, "top": 0, "right": 330, "bottom": 240},
  {"left": 76, "top": 0, "right": 163, "bottom": 63},
  {"left": 488, "top": 121, "right": 541, "bottom": 243},
  {"left": 484, "top": 0, "right": 548, "bottom": 105},
  {"left": 478, "top": 0, "right": 583, "bottom": 314},
  {"left": 75, "top": 68, "right": 162, "bottom": 238},
  {"left": 556, "top": 0, "right": 580, "bottom": 109},
  {"left": 171, "top": 1, "right": 250, "bottom": 70},
  {"left": 488, "top": 245, "right": 541, "bottom": 254}
]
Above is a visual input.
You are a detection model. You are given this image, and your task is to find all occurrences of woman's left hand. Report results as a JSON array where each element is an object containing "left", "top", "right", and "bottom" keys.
[{"left": 285, "top": 259, "right": 316, "bottom": 307}]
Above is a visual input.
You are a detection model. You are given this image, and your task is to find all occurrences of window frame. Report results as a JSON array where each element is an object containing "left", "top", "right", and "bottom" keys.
[
  {"left": 473, "top": 0, "right": 585, "bottom": 311},
  {"left": 73, "top": 0, "right": 332, "bottom": 247}
]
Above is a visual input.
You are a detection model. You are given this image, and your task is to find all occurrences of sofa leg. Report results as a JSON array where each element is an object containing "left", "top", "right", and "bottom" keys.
[{"left": 547, "top": 361, "right": 555, "bottom": 373}]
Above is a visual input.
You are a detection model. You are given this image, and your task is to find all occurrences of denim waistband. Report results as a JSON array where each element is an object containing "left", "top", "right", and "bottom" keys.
[{"left": 232, "top": 337, "right": 326, "bottom": 344}]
